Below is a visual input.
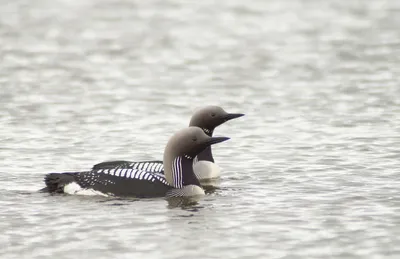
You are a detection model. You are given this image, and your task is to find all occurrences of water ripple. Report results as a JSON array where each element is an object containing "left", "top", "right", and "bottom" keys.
[{"left": 1, "top": 0, "right": 400, "bottom": 258}]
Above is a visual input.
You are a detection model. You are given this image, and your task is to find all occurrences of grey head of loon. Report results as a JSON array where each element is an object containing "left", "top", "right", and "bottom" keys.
[
  {"left": 163, "top": 126, "right": 229, "bottom": 190},
  {"left": 189, "top": 106, "right": 244, "bottom": 162},
  {"left": 189, "top": 106, "right": 245, "bottom": 136}
]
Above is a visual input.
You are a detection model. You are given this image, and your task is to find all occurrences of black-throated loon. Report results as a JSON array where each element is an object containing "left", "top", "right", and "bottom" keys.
[
  {"left": 91, "top": 106, "right": 244, "bottom": 183},
  {"left": 42, "top": 127, "right": 230, "bottom": 198}
]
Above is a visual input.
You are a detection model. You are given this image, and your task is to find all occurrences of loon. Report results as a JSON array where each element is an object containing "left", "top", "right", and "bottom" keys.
[
  {"left": 91, "top": 106, "right": 244, "bottom": 183},
  {"left": 42, "top": 127, "right": 229, "bottom": 198}
]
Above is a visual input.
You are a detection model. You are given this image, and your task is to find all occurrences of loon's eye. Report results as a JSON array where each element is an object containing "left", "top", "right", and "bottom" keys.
[
  {"left": 192, "top": 137, "right": 197, "bottom": 142},
  {"left": 211, "top": 113, "right": 216, "bottom": 117}
]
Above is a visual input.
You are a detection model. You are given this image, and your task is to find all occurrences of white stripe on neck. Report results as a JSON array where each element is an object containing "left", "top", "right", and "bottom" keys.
[{"left": 172, "top": 156, "right": 183, "bottom": 188}]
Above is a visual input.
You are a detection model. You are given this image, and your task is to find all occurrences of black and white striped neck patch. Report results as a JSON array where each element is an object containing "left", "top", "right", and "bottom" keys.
[
  {"left": 172, "top": 156, "right": 183, "bottom": 189},
  {"left": 202, "top": 128, "right": 211, "bottom": 134},
  {"left": 94, "top": 168, "right": 168, "bottom": 185}
]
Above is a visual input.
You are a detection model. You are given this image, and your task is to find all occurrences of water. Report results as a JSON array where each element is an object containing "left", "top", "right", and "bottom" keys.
[{"left": 1, "top": 0, "right": 400, "bottom": 258}]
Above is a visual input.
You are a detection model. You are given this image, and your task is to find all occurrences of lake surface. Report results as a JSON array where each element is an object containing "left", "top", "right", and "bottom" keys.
[{"left": 1, "top": 0, "right": 400, "bottom": 258}]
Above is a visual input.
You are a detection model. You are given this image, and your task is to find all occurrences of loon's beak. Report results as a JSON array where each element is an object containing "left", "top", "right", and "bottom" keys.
[
  {"left": 223, "top": 113, "right": 245, "bottom": 122},
  {"left": 193, "top": 136, "right": 230, "bottom": 156},
  {"left": 206, "top": 136, "right": 230, "bottom": 146}
]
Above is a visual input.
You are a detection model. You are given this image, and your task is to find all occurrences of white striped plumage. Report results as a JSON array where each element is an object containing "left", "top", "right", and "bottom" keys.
[
  {"left": 132, "top": 170, "right": 139, "bottom": 179},
  {"left": 115, "top": 169, "right": 122, "bottom": 177},
  {"left": 91, "top": 167, "right": 169, "bottom": 186},
  {"left": 138, "top": 171, "right": 146, "bottom": 180},
  {"left": 156, "top": 164, "right": 163, "bottom": 171},
  {"left": 150, "top": 163, "right": 157, "bottom": 172},
  {"left": 172, "top": 156, "right": 183, "bottom": 188}
]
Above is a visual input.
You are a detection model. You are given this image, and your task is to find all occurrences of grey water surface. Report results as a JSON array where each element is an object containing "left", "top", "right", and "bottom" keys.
[{"left": 1, "top": 0, "right": 400, "bottom": 258}]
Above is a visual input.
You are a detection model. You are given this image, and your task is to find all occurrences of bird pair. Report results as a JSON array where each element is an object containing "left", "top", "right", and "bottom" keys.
[{"left": 42, "top": 106, "right": 244, "bottom": 198}]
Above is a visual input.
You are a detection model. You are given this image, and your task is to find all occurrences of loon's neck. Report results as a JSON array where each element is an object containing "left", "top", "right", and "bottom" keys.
[
  {"left": 170, "top": 155, "right": 201, "bottom": 188},
  {"left": 196, "top": 146, "right": 215, "bottom": 163},
  {"left": 195, "top": 128, "right": 215, "bottom": 163}
]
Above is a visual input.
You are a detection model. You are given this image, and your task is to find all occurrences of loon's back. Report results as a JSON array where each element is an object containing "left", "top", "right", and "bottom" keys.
[
  {"left": 91, "top": 159, "right": 220, "bottom": 184},
  {"left": 92, "top": 160, "right": 163, "bottom": 172},
  {"left": 43, "top": 169, "right": 172, "bottom": 198}
]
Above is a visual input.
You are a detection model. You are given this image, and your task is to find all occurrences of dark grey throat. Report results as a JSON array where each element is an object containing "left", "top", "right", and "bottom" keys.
[
  {"left": 196, "top": 128, "right": 215, "bottom": 163},
  {"left": 196, "top": 146, "right": 215, "bottom": 163},
  {"left": 172, "top": 156, "right": 201, "bottom": 188}
]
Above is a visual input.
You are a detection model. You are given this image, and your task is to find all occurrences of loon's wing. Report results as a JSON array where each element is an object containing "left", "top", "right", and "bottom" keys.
[
  {"left": 43, "top": 168, "right": 171, "bottom": 198},
  {"left": 92, "top": 160, "right": 132, "bottom": 170},
  {"left": 92, "top": 160, "right": 164, "bottom": 173}
]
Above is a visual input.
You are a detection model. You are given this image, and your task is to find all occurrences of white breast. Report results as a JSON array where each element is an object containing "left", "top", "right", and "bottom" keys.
[
  {"left": 166, "top": 184, "right": 205, "bottom": 197},
  {"left": 193, "top": 161, "right": 221, "bottom": 180}
]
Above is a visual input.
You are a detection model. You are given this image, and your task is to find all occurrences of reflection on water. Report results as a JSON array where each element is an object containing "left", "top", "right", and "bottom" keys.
[
  {"left": 166, "top": 196, "right": 204, "bottom": 210},
  {"left": 200, "top": 178, "right": 221, "bottom": 193}
]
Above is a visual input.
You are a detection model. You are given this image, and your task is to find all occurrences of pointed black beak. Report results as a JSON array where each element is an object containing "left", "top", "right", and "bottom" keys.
[
  {"left": 193, "top": 136, "right": 230, "bottom": 157},
  {"left": 223, "top": 113, "right": 245, "bottom": 122},
  {"left": 207, "top": 136, "right": 230, "bottom": 146}
]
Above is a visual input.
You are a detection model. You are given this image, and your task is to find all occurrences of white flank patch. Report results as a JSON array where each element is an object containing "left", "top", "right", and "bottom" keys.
[
  {"left": 193, "top": 161, "right": 221, "bottom": 180},
  {"left": 63, "top": 182, "right": 108, "bottom": 197}
]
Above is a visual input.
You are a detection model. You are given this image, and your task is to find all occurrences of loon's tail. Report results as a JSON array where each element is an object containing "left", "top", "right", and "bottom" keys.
[{"left": 42, "top": 172, "right": 78, "bottom": 193}]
